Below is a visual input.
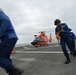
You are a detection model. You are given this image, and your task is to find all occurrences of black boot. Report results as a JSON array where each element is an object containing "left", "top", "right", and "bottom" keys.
[
  {"left": 7, "top": 67, "right": 23, "bottom": 75},
  {"left": 65, "top": 59, "right": 71, "bottom": 64},
  {"left": 70, "top": 52, "right": 74, "bottom": 55},
  {"left": 73, "top": 51, "right": 76, "bottom": 57}
]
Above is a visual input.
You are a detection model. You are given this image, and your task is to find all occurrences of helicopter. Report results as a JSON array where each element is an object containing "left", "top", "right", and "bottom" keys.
[{"left": 31, "top": 31, "right": 52, "bottom": 47}]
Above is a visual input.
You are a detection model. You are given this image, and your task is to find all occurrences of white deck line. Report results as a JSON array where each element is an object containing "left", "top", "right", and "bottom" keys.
[{"left": 16, "top": 51, "right": 70, "bottom": 54}]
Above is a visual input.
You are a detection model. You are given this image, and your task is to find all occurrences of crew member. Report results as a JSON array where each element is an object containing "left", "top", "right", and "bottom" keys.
[
  {"left": 0, "top": 9, "right": 23, "bottom": 75},
  {"left": 54, "top": 19, "right": 76, "bottom": 64}
]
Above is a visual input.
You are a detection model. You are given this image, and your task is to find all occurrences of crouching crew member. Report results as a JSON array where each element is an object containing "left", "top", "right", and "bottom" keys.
[{"left": 54, "top": 19, "right": 76, "bottom": 64}]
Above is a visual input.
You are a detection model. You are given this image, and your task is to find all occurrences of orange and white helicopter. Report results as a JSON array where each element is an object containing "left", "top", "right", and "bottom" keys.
[{"left": 31, "top": 31, "right": 52, "bottom": 47}]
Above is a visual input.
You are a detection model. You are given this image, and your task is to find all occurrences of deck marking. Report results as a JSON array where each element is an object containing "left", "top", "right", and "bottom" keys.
[{"left": 16, "top": 51, "right": 70, "bottom": 54}]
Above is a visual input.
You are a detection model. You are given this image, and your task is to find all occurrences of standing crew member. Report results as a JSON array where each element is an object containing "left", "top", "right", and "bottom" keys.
[
  {"left": 70, "top": 32, "right": 76, "bottom": 55},
  {"left": 54, "top": 19, "right": 76, "bottom": 64},
  {"left": 69, "top": 29, "right": 76, "bottom": 50},
  {"left": 0, "top": 9, "right": 23, "bottom": 75}
]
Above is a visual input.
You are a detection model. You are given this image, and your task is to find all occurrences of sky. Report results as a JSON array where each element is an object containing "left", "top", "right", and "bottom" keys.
[{"left": 0, "top": 0, "right": 76, "bottom": 44}]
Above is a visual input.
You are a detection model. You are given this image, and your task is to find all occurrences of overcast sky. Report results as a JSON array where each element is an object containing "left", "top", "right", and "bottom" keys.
[{"left": 0, "top": 0, "right": 76, "bottom": 44}]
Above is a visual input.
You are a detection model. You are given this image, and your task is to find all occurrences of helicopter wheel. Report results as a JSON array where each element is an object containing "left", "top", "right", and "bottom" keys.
[
  {"left": 35, "top": 45, "right": 38, "bottom": 47},
  {"left": 47, "top": 44, "right": 48, "bottom": 46}
]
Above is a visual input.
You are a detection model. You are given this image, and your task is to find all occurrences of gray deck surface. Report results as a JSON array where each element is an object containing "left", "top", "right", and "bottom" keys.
[{"left": 0, "top": 44, "right": 76, "bottom": 75}]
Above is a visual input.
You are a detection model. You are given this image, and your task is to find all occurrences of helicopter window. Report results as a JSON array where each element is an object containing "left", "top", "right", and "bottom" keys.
[{"left": 34, "top": 37, "right": 41, "bottom": 41}]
